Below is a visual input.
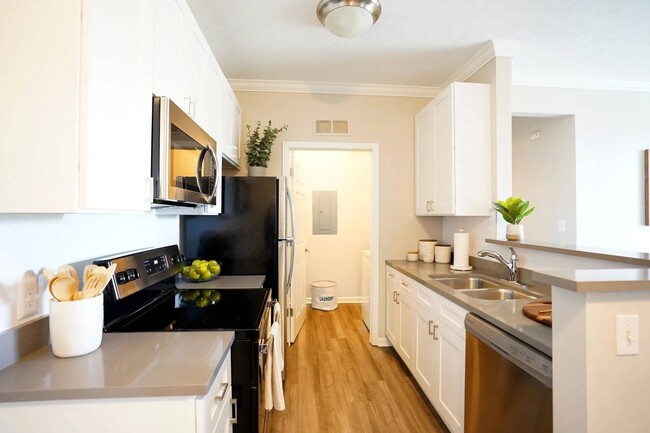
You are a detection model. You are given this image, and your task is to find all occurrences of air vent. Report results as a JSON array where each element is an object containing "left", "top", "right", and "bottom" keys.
[{"left": 313, "top": 119, "right": 350, "bottom": 136}]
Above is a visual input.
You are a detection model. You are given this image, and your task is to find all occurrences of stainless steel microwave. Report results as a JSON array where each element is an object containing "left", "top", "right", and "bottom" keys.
[{"left": 151, "top": 96, "right": 219, "bottom": 207}]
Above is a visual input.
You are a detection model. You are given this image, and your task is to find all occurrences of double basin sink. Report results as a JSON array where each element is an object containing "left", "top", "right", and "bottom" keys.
[{"left": 431, "top": 275, "right": 542, "bottom": 301}]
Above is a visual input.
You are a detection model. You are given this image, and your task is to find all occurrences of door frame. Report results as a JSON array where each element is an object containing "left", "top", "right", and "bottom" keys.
[{"left": 282, "top": 141, "right": 382, "bottom": 345}]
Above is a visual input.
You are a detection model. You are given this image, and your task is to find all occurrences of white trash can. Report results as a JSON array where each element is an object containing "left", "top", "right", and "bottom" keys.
[{"left": 311, "top": 280, "right": 338, "bottom": 311}]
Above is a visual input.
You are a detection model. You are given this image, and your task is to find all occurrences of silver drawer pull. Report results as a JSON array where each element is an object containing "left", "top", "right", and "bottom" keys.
[
  {"left": 214, "top": 382, "right": 229, "bottom": 402},
  {"left": 388, "top": 273, "right": 395, "bottom": 277},
  {"left": 401, "top": 281, "right": 409, "bottom": 287},
  {"left": 230, "top": 398, "right": 238, "bottom": 424},
  {"left": 428, "top": 320, "right": 434, "bottom": 335},
  {"left": 433, "top": 324, "right": 439, "bottom": 341},
  {"left": 395, "top": 292, "right": 400, "bottom": 304}
]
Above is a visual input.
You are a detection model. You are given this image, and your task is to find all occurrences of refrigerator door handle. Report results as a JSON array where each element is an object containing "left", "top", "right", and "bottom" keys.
[{"left": 285, "top": 186, "right": 296, "bottom": 289}]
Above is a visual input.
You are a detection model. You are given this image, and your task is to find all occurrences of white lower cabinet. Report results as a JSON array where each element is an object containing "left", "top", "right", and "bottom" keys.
[
  {"left": 386, "top": 266, "right": 467, "bottom": 433},
  {"left": 0, "top": 353, "right": 232, "bottom": 433}
]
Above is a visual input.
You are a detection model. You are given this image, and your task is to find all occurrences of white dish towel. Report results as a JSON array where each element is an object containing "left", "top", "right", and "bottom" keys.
[{"left": 263, "top": 320, "right": 285, "bottom": 411}]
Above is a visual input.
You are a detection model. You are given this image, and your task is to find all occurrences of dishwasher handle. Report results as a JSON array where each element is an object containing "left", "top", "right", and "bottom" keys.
[{"left": 465, "top": 314, "right": 553, "bottom": 388}]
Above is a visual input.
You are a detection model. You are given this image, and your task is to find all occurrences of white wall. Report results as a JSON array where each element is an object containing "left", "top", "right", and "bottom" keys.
[
  {"left": 294, "top": 150, "right": 371, "bottom": 302},
  {"left": 0, "top": 213, "right": 179, "bottom": 333},
  {"left": 512, "top": 115, "right": 577, "bottom": 244},
  {"left": 512, "top": 86, "right": 650, "bottom": 253}
]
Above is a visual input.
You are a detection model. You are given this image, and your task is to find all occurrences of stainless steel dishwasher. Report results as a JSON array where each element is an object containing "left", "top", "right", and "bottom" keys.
[{"left": 464, "top": 314, "right": 552, "bottom": 433}]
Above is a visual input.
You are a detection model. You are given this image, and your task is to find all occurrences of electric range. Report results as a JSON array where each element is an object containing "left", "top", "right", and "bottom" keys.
[{"left": 97, "top": 245, "right": 272, "bottom": 433}]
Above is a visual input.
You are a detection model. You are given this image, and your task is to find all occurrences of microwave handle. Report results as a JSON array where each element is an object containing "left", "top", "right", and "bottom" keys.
[{"left": 196, "top": 144, "right": 218, "bottom": 203}]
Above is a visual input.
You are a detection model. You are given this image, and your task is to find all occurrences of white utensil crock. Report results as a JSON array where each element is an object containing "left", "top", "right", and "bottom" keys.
[{"left": 49, "top": 293, "right": 103, "bottom": 358}]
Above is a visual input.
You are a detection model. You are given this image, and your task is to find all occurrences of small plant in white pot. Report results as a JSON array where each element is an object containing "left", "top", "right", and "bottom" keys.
[
  {"left": 493, "top": 197, "right": 535, "bottom": 241},
  {"left": 245, "top": 120, "right": 288, "bottom": 176}
]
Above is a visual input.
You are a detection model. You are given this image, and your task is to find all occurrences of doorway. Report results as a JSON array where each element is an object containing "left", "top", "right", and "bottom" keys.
[{"left": 283, "top": 141, "right": 380, "bottom": 345}]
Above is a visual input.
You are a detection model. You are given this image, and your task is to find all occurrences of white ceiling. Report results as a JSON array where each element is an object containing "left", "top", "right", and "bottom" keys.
[{"left": 187, "top": 0, "right": 650, "bottom": 91}]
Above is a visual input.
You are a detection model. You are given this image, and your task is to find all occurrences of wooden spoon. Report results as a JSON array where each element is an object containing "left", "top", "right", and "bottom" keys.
[
  {"left": 57, "top": 265, "right": 79, "bottom": 288},
  {"left": 42, "top": 268, "right": 55, "bottom": 283},
  {"left": 49, "top": 275, "right": 77, "bottom": 302}
]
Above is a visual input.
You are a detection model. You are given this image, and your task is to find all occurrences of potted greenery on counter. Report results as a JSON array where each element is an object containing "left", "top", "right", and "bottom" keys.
[
  {"left": 245, "top": 120, "right": 288, "bottom": 176},
  {"left": 493, "top": 197, "right": 535, "bottom": 241}
]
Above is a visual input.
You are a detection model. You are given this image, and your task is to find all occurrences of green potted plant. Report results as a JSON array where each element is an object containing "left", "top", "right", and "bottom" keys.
[
  {"left": 493, "top": 197, "right": 535, "bottom": 241},
  {"left": 245, "top": 120, "right": 288, "bottom": 176}
]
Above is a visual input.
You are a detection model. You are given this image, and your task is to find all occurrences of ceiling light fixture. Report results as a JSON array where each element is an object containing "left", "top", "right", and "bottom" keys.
[{"left": 317, "top": 0, "right": 382, "bottom": 38}]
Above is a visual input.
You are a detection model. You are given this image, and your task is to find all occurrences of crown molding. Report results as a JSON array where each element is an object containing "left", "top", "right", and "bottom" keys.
[
  {"left": 229, "top": 79, "right": 439, "bottom": 98},
  {"left": 513, "top": 77, "right": 650, "bottom": 93},
  {"left": 441, "top": 39, "right": 522, "bottom": 89}
]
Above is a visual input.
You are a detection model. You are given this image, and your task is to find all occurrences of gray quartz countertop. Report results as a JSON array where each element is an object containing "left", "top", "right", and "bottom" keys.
[
  {"left": 0, "top": 331, "right": 234, "bottom": 402},
  {"left": 386, "top": 260, "right": 552, "bottom": 357},
  {"left": 533, "top": 268, "right": 650, "bottom": 292}
]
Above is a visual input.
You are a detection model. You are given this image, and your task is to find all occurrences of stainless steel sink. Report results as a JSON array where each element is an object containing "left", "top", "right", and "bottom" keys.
[
  {"left": 431, "top": 276, "right": 501, "bottom": 290},
  {"left": 458, "top": 288, "right": 540, "bottom": 301},
  {"left": 431, "top": 275, "right": 542, "bottom": 301}
]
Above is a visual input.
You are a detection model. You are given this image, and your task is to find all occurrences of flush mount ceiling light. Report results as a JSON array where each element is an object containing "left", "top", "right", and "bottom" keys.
[{"left": 317, "top": 0, "right": 382, "bottom": 38}]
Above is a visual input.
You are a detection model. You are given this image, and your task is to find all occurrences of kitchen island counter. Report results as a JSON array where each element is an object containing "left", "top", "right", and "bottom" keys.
[{"left": 0, "top": 331, "right": 234, "bottom": 402}]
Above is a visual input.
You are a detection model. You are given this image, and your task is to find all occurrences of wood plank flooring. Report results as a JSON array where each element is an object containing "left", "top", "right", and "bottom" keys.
[{"left": 269, "top": 304, "right": 450, "bottom": 433}]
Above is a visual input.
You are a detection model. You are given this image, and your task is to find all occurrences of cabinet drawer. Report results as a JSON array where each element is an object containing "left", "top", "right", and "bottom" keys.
[
  {"left": 197, "top": 352, "right": 232, "bottom": 433},
  {"left": 416, "top": 284, "right": 440, "bottom": 310},
  {"left": 435, "top": 299, "right": 467, "bottom": 337},
  {"left": 398, "top": 274, "right": 417, "bottom": 297}
]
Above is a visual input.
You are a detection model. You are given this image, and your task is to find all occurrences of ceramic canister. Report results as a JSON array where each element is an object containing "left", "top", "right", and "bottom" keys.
[{"left": 418, "top": 239, "right": 437, "bottom": 262}]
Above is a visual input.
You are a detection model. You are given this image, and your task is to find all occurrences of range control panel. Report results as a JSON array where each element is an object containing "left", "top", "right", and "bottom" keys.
[{"left": 94, "top": 245, "right": 184, "bottom": 301}]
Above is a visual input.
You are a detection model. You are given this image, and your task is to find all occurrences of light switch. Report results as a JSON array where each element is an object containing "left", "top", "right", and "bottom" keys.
[{"left": 616, "top": 314, "right": 639, "bottom": 356}]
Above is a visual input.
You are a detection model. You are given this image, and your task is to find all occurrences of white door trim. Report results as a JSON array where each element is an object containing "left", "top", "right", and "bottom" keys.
[{"left": 283, "top": 141, "right": 381, "bottom": 346}]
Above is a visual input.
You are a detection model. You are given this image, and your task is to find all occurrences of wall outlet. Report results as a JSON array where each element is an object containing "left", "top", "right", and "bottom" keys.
[
  {"left": 17, "top": 271, "right": 39, "bottom": 321},
  {"left": 558, "top": 219, "right": 567, "bottom": 232}
]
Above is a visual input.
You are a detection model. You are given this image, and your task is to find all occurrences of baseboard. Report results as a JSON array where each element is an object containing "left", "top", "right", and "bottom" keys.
[{"left": 306, "top": 296, "right": 368, "bottom": 304}]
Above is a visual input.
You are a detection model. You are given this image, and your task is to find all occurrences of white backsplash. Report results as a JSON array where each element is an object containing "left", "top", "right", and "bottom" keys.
[{"left": 0, "top": 212, "right": 180, "bottom": 333}]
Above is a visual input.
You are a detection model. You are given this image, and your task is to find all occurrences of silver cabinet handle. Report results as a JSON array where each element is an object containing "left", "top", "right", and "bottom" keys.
[
  {"left": 428, "top": 320, "right": 434, "bottom": 335},
  {"left": 388, "top": 273, "right": 395, "bottom": 277},
  {"left": 401, "top": 281, "right": 409, "bottom": 288},
  {"left": 395, "top": 292, "right": 400, "bottom": 304},
  {"left": 213, "top": 383, "right": 229, "bottom": 402},
  {"left": 433, "top": 324, "right": 439, "bottom": 341},
  {"left": 392, "top": 291, "right": 397, "bottom": 302},
  {"left": 230, "top": 398, "right": 238, "bottom": 424}
]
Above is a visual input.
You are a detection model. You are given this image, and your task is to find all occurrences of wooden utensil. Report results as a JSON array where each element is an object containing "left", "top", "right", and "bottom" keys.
[
  {"left": 49, "top": 275, "right": 77, "bottom": 302},
  {"left": 83, "top": 264, "right": 98, "bottom": 284},
  {"left": 42, "top": 268, "right": 55, "bottom": 283},
  {"left": 57, "top": 265, "right": 79, "bottom": 288},
  {"left": 81, "top": 272, "right": 110, "bottom": 299}
]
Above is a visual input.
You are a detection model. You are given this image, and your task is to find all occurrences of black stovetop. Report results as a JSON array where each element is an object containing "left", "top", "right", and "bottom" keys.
[{"left": 105, "top": 287, "right": 270, "bottom": 340}]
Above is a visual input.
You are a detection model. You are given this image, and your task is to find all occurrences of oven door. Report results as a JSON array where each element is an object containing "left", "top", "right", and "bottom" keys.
[{"left": 152, "top": 96, "right": 219, "bottom": 207}]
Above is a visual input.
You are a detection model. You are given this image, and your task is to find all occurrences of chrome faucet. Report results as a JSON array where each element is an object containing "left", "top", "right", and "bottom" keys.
[{"left": 477, "top": 247, "right": 519, "bottom": 283}]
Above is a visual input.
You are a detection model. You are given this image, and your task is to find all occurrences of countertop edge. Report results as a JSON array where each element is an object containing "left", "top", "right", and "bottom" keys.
[
  {"left": 532, "top": 270, "right": 650, "bottom": 293},
  {"left": 386, "top": 260, "right": 553, "bottom": 357}
]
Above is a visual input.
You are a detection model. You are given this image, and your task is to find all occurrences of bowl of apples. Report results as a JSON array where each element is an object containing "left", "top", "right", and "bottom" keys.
[{"left": 180, "top": 259, "right": 221, "bottom": 283}]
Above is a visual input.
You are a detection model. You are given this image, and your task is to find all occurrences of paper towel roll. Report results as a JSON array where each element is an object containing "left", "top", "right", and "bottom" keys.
[{"left": 453, "top": 230, "right": 470, "bottom": 268}]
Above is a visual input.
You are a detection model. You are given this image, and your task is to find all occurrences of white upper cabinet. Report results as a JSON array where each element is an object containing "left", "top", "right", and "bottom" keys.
[
  {"left": 152, "top": 0, "right": 184, "bottom": 106},
  {"left": 415, "top": 82, "right": 491, "bottom": 216},
  {"left": 0, "top": 0, "right": 154, "bottom": 213}
]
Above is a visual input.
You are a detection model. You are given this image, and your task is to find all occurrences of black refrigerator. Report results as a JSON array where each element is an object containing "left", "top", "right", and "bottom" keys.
[{"left": 181, "top": 175, "right": 295, "bottom": 302}]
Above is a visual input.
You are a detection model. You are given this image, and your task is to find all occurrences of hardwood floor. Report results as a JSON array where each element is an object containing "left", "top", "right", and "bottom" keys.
[{"left": 269, "top": 304, "right": 450, "bottom": 433}]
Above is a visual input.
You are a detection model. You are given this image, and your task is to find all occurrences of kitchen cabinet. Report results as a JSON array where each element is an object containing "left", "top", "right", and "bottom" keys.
[
  {"left": 0, "top": 352, "right": 233, "bottom": 433},
  {"left": 386, "top": 266, "right": 467, "bottom": 433},
  {"left": 386, "top": 267, "right": 415, "bottom": 369},
  {"left": 415, "top": 81, "right": 491, "bottom": 216},
  {"left": 385, "top": 268, "right": 400, "bottom": 345},
  {"left": 0, "top": 0, "right": 154, "bottom": 213},
  {"left": 220, "top": 86, "right": 242, "bottom": 168}
]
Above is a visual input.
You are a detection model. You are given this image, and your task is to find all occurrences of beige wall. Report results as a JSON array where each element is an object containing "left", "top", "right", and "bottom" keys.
[
  {"left": 513, "top": 116, "right": 577, "bottom": 244},
  {"left": 234, "top": 91, "right": 443, "bottom": 341}
]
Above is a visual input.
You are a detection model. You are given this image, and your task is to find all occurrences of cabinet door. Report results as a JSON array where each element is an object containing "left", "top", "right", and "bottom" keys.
[
  {"left": 431, "top": 85, "right": 454, "bottom": 215},
  {"left": 80, "top": 0, "right": 154, "bottom": 211},
  {"left": 414, "top": 305, "right": 438, "bottom": 401},
  {"left": 385, "top": 268, "right": 400, "bottom": 346},
  {"left": 219, "top": 86, "right": 234, "bottom": 161},
  {"left": 397, "top": 289, "right": 415, "bottom": 369},
  {"left": 152, "top": 0, "right": 184, "bottom": 105},
  {"left": 435, "top": 322, "right": 465, "bottom": 433},
  {"left": 415, "top": 105, "right": 434, "bottom": 215},
  {"left": 230, "top": 100, "right": 242, "bottom": 166},
  {"left": 183, "top": 22, "right": 208, "bottom": 126}
]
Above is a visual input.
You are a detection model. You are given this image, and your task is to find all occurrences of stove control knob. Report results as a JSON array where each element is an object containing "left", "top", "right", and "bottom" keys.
[
  {"left": 116, "top": 272, "right": 127, "bottom": 285},
  {"left": 126, "top": 268, "right": 139, "bottom": 282}
]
